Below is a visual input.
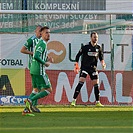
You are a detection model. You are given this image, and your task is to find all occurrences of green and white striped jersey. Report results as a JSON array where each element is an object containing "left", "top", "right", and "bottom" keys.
[
  {"left": 30, "top": 39, "right": 48, "bottom": 75},
  {"left": 24, "top": 35, "right": 40, "bottom": 69}
]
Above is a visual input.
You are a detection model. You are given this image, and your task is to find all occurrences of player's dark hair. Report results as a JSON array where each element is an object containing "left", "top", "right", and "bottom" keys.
[
  {"left": 90, "top": 31, "right": 97, "bottom": 37},
  {"left": 40, "top": 26, "right": 49, "bottom": 32}
]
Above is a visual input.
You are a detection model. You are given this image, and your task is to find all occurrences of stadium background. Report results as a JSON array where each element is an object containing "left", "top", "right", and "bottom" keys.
[{"left": 0, "top": 0, "right": 133, "bottom": 105}]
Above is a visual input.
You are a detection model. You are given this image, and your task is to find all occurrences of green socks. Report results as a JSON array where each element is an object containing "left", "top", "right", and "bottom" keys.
[
  {"left": 29, "top": 93, "right": 38, "bottom": 106},
  {"left": 30, "top": 90, "right": 50, "bottom": 102}
]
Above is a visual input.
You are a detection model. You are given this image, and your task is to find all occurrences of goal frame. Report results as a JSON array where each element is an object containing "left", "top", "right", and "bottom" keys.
[{"left": 0, "top": 10, "right": 133, "bottom": 14}]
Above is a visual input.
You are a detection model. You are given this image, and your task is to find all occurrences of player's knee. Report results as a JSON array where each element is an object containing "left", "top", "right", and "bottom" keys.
[
  {"left": 33, "top": 88, "right": 38, "bottom": 92},
  {"left": 92, "top": 79, "right": 99, "bottom": 85},
  {"left": 32, "top": 88, "right": 38, "bottom": 94},
  {"left": 42, "top": 87, "right": 52, "bottom": 93},
  {"left": 48, "top": 88, "right": 52, "bottom": 93},
  {"left": 79, "top": 77, "right": 86, "bottom": 82}
]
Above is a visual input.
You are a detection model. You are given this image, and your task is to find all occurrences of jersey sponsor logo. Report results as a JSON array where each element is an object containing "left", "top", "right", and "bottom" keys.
[
  {"left": 47, "top": 41, "right": 66, "bottom": 63},
  {"left": 92, "top": 71, "right": 98, "bottom": 76},
  {"left": 96, "top": 49, "right": 99, "bottom": 52},
  {"left": 36, "top": 46, "right": 43, "bottom": 53},
  {"left": 88, "top": 52, "right": 98, "bottom": 56}
]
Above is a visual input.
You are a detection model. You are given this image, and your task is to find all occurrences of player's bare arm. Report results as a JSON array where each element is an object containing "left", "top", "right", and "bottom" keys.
[{"left": 20, "top": 46, "right": 33, "bottom": 56}]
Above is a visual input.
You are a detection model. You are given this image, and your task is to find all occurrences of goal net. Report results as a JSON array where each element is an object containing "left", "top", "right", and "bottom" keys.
[{"left": 0, "top": 0, "right": 133, "bottom": 106}]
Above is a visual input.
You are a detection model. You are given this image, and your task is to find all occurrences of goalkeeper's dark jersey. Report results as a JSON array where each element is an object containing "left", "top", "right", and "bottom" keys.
[{"left": 75, "top": 42, "right": 103, "bottom": 69}]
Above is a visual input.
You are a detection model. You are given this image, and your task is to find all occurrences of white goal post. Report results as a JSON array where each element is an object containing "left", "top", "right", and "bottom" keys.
[
  {"left": 0, "top": 9, "right": 133, "bottom": 105},
  {"left": 0, "top": 10, "right": 133, "bottom": 14}
]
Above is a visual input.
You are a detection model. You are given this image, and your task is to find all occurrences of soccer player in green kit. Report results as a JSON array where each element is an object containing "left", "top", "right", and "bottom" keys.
[
  {"left": 24, "top": 26, "right": 53, "bottom": 113},
  {"left": 21, "top": 25, "right": 42, "bottom": 113}
]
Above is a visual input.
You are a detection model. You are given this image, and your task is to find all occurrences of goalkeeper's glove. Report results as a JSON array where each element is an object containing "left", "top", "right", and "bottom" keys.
[
  {"left": 74, "top": 62, "right": 80, "bottom": 74},
  {"left": 101, "top": 60, "right": 106, "bottom": 70}
]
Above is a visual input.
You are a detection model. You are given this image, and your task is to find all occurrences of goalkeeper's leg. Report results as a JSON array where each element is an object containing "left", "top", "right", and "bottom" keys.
[
  {"left": 71, "top": 71, "right": 87, "bottom": 106},
  {"left": 90, "top": 70, "right": 104, "bottom": 107}
]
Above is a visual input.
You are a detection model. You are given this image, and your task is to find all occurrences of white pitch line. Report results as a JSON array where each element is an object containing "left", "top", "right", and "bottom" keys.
[{"left": 0, "top": 126, "right": 133, "bottom": 130}]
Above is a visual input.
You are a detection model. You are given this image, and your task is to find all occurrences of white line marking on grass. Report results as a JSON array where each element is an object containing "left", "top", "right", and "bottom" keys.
[{"left": 1, "top": 126, "right": 133, "bottom": 130}]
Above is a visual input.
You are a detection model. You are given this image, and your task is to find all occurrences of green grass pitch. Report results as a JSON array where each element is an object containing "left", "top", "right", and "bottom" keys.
[{"left": 0, "top": 106, "right": 133, "bottom": 133}]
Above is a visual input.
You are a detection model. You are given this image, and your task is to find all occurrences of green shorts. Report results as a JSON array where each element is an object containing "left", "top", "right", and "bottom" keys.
[{"left": 31, "top": 73, "right": 51, "bottom": 91}]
